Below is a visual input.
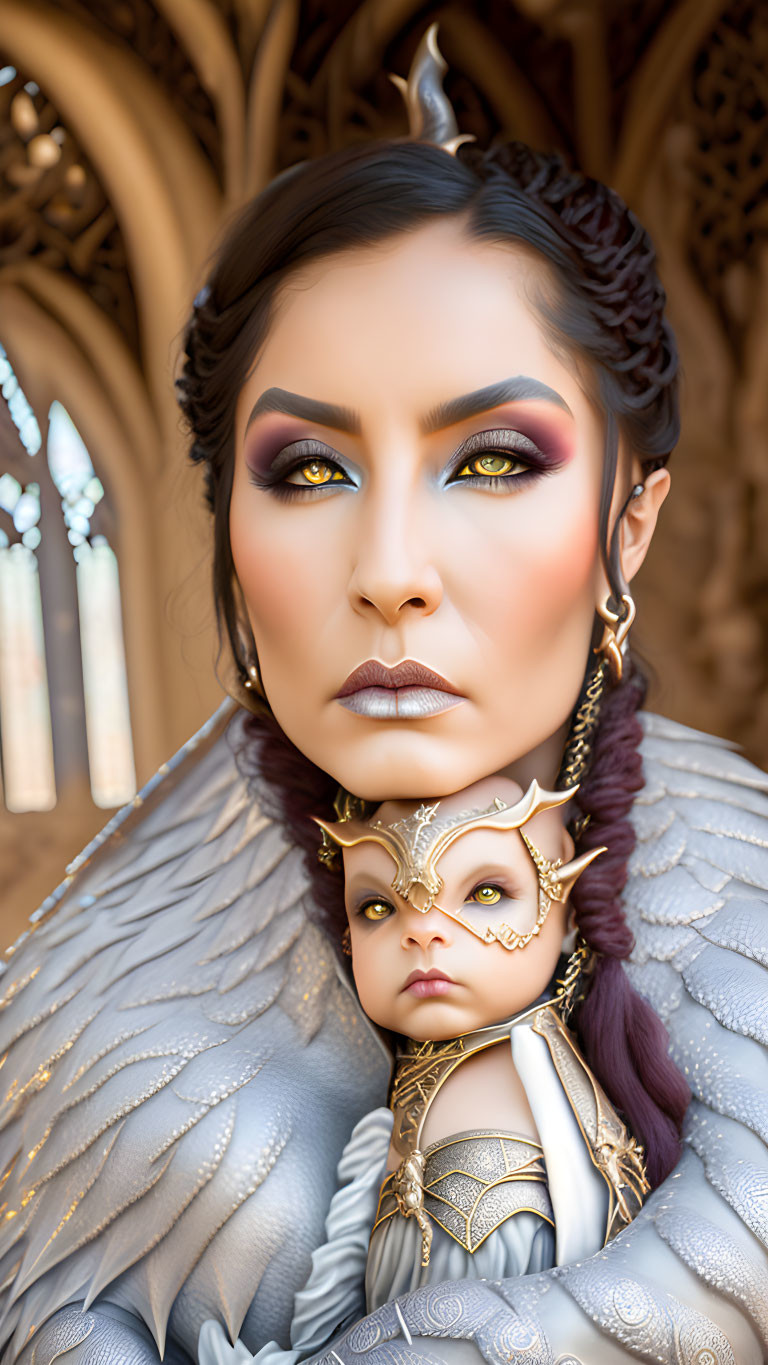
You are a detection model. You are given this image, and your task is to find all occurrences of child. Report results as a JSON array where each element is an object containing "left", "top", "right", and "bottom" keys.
[{"left": 198, "top": 776, "right": 648, "bottom": 1364}]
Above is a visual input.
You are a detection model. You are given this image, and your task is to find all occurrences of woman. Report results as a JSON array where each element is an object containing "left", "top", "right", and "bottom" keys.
[{"left": 1, "top": 31, "right": 766, "bottom": 1365}]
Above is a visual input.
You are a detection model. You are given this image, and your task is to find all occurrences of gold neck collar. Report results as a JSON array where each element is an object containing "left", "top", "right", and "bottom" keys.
[{"left": 390, "top": 997, "right": 546, "bottom": 1159}]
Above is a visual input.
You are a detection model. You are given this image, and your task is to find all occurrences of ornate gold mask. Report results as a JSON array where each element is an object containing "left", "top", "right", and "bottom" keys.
[{"left": 314, "top": 781, "right": 604, "bottom": 952}]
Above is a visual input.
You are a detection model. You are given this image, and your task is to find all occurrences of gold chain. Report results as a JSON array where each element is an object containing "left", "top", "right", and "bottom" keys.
[{"left": 556, "top": 657, "right": 608, "bottom": 794}]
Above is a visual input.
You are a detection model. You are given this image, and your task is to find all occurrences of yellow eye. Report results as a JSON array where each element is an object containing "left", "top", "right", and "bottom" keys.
[
  {"left": 288, "top": 460, "right": 345, "bottom": 486},
  {"left": 456, "top": 454, "right": 525, "bottom": 479},
  {"left": 466, "top": 884, "right": 503, "bottom": 906},
  {"left": 360, "top": 898, "right": 394, "bottom": 922}
]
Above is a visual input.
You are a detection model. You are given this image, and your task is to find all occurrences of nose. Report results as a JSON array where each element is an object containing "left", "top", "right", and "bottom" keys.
[
  {"left": 348, "top": 483, "right": 443, "bottom": 626},
  {"left": 401, "top": 907, "right": 452, "bottom": 952}
]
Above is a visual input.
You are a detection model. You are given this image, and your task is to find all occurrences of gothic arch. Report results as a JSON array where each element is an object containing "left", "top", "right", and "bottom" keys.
[
  {"left": 0, "top": 279, "right": 166, "bottom": 776},
  {"left": 0, "top": 0, "right": 221, "bottom": 421}
]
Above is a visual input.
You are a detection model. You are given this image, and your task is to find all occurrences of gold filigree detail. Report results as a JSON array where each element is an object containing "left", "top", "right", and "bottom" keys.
[
  {"left": 316, "top": 781, "right": 578, "bottom": 913},
  {"left": 557, "top": 658, "right": 608, "bottom": 795},
  {"left": 532, "top": 1005, "right": 650, "bottom": 1238},
  {"left": 390, "top": 1036, "right": 468, "bottom": 1155},
  {"left": 317, "top": 786, "right": 373, "bottom": 869},
  {"left": 375, "top": 1130, "right": 554, "bottom": 1256},
  {"left": 316, "top": 780, "right": 604, "bottom": 950},
  {"left": 391, "top": 1148, "right": 432, "bottom": 1266},
  {"left": 554, "top": 939, "right": 595, "bottom": 1025}
]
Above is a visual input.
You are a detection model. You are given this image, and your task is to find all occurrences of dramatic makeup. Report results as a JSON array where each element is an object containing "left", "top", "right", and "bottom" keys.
[{"left": 230, "top": 222, "right": 613, "bottom": 799}]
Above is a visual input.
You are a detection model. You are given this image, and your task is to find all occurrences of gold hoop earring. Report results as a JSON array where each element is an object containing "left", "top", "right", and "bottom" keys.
[
  {"left": 242, "top": 660, "right": 266, "bottom": 701},
  {"left": 233, "top": 653, "right": 271, "bottom": 717},
  {"left": 595, "top": 593, "right": 635, "bottom": 683}
]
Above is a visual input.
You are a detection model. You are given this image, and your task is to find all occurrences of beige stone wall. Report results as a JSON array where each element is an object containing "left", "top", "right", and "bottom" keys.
[{"left": 1, "top": 0, "right": 765, "bottom": 953}]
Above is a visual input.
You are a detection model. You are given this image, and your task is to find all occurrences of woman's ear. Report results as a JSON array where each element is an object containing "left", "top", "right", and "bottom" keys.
[{"left": 619, "top": 468, "right": 671, "bottom": 584}]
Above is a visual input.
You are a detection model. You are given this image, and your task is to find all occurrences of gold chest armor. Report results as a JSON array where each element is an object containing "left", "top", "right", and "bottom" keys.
[
  {"left": 373, "top": 1129, "right": 554, "bottom": 1256},
  {"left": 378, "top": 1001, "right": 649, "bottom": 1266}
]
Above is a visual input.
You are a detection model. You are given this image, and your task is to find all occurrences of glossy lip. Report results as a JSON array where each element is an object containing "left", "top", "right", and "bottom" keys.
[
  {"left": 335, "top": 660, "right": 466, "bottom": 720},
  {"left": 401, "top": 967, "right": 457, "bottom": 997},
  {"left": 337, "top": 660, "right": 462, "bottom": 697}
]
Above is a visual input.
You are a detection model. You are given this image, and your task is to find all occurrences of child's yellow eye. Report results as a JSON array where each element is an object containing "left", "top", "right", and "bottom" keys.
[
  {"left": 466, "top": 884, "right": 503, "bottom": 906},
  {"left": 287, "top": 460, "right": 345, "bottom": 486},
  {"left": 359, "top": 898, "right": 394, "bottom": 922}
]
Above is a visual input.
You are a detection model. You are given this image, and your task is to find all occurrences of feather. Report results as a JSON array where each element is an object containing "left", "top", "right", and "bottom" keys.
[
  {"left": 3, "top": 707, "right": 768, "bottom": 1364},
  {"left": 0, "top": 706, "right": 390, "bottom": 1359}
]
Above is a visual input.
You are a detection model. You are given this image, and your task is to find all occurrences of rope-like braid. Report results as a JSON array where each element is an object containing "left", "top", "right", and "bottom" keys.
[
  {"left": 462, "top": 142, "right": 678, "bottom": 425},
  {"left": 570, "top": 661, "right": 690, "bottom": 1186},
  {"left": 239, "top": 711, "right": 348, "bottom": 943}
]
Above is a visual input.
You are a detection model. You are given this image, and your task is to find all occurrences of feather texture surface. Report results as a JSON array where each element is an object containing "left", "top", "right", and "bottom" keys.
[
  {"left": 312, "top": 711, "right": 768, "bottom": 1364},
  {"left": 1, "top": 707, "right": 767, "bottom": 1364},
  {"left": 0, "top": 703, "right": 390, "bottom": 1362}
]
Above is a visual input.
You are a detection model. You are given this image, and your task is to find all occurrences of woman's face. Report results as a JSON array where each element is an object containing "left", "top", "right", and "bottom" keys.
[{"left": 231, "top": 219, "right": 610, "bottom": 799}]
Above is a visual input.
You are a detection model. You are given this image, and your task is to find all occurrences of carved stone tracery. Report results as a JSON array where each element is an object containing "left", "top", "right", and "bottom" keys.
[
  {"left": 54, "top": 0, "right": 225, "bottom": 180},
  {"left": 635, "top": 0, "right": 768, "bottom": 761},
  {"left": 0, "top": 60, "right": 139, "bottom": 353}
]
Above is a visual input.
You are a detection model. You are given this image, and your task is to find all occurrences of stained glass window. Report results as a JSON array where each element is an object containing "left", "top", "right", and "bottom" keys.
[
  {"left": 0, "top": 346, "right": 53, "bottom": 810},
  {"left": 47, "top": 403, "right": 135, "bottom": 807},
  {"left": 0, "top": 345, "right": 136, "bottom": 811},
  {"left": 0, "top": 540, "right": 55, "bottom": 812}
]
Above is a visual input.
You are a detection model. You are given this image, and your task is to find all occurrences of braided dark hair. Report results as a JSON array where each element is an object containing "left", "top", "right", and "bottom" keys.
[
  {"left": 178, "top": 139, "right": 688, "bottom": 1184},
  {"left": 461, "top": 142, "right": 677, "bottom": 594},
  {"left": 569, "top": 663, "right": 689, "bottom": 1186}
]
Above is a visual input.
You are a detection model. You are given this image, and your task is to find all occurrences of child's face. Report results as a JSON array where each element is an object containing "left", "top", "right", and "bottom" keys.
[{"left": 343, "top": 777, "right": 574, "bottom": 1041}]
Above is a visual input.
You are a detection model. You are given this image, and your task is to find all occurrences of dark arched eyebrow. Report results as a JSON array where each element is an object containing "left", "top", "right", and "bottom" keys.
[
  {"left": 423, "top": 377, "right": 572, "bottom": 433},
  {"left": 245, "top": 387, "right": 361, "bottom": 435},
  {"left": 245, "top": 376, "right": 571, "bottom": 439}
]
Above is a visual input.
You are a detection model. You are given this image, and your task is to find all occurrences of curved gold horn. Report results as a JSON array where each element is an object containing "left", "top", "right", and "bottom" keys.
[{"left": 391, "top": 23, "right": 474, "bottom": 155}]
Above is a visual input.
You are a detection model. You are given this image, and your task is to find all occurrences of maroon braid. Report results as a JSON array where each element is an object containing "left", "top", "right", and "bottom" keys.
[
  {"left": 570, "top": 661, "right": 690, "bottom": 1186},
  {"left": 236, "top": 710, "right": 348, "bottom": 943},
  {"left": 465, "top": 141, "right": 677, "bottom": 418}
]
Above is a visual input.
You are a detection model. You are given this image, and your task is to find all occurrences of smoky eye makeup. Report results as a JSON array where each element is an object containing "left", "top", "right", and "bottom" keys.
[
  {"left": 443, "top": 422, "right": 569, "bottom": 491},
  {"left": 246, "top": 436, "right": 358, "bottom": 496},
  {"left": 246, "top": 437, "right": 338, "bottom": 480},
  {"left": 446, "top": 395, "right": 576, "bottom": 460},
  {"left": 450, "top": 427, "right": 540, "bottom": 464}
]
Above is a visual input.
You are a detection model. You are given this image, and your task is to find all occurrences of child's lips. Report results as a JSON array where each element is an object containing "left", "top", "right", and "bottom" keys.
[{"left": 401, "top": 968, "right": 457, "bottom": 997}]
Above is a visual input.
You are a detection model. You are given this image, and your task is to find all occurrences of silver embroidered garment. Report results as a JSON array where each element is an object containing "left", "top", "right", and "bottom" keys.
[
  {"left": 366, "top": 1132, "right": 555, "bottom": 1311},
  {"left": 1, "top": 705, "right": 767, "bottom": 1364},
  {"left": 388, "top": 1131, "right": 553, "bottom": 1254}
]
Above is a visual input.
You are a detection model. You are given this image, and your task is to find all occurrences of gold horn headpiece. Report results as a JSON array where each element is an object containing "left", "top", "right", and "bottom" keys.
[
  {"left": 391, "top": 23, "right": 475, "bottom": 156},
  {"left": 314, "top": 780, "right": 605, "bottom": 952}
]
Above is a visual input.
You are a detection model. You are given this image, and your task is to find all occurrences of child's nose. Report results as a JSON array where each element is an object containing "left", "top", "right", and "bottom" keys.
[{"left": 401, "top": 907, "right": 452, "bottom": 951}]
